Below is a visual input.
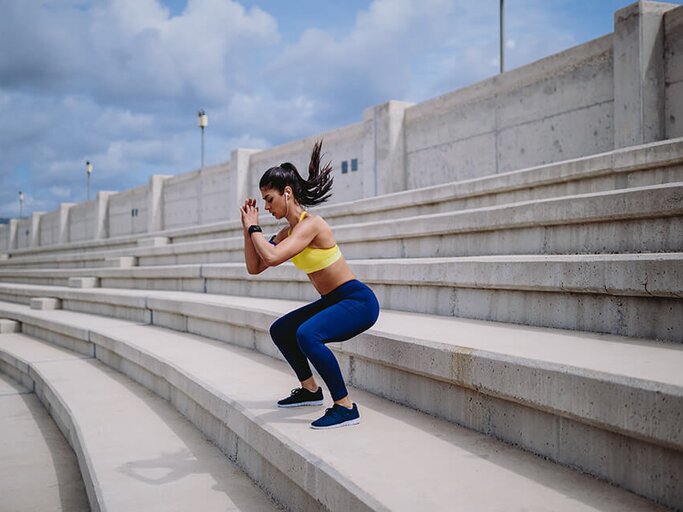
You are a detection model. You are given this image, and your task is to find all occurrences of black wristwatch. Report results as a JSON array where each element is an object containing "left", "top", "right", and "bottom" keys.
[{"left": 248, "top": 225, "right": 263, "bottom": 235}]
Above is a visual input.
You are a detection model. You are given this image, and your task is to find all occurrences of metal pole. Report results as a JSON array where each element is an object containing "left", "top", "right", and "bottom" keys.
[
  {"left": 19, "top": 192, "right": 23, "bottom": 219},
  {"left": 86, "top": 161, "right": 92, "bottom": 201},
  {"left": 201, "top": 125, "right": 205, "bottom": 169},
  {"left": 500, "top": 0, "right": 505, "bottom": 74}
]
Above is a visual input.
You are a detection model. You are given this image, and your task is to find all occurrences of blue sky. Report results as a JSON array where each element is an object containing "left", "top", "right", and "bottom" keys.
[{"left": 0, "top": 0, "right": 679, "bottom": 219}]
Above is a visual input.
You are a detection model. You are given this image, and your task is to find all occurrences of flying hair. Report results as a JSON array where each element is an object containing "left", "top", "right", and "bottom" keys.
[{"left": 259, "top": 140, "right": 333, "bottom": 207}]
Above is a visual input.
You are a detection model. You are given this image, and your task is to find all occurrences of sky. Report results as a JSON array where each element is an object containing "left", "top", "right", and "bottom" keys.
[{"left": 1, "top": 0, "right": 679, "bottom": 219}]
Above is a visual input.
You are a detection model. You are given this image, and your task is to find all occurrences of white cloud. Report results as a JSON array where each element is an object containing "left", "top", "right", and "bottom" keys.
[{"left": 0, "top": 0, "right": 611, "bottom": 217}]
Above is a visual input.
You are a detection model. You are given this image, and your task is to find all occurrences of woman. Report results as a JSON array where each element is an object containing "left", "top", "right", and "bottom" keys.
[{"left": 240, "top": 140, "right": 380, "bottom": 430}]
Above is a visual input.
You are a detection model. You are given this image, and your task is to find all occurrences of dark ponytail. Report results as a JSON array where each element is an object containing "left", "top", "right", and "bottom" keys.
[{"left": 259, "top": 139, "right": 333, "bottom": 207}]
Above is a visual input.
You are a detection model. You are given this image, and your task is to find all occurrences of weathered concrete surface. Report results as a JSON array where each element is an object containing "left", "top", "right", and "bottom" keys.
[
  {"left": 0, "top": 334, "right": 280, "bottom": 512},
  {"left": 3, "top": 137, "right": 682, "bottom": 263},
  {"left": 2, "top": 304, "right": 669, "bottom": 511},
  {"left": 69, "top": 277, "right": 100, "bottom": 289},
  {"left": 0, "top": 318, "right": 20, "bottom": 333},
  {"left": 30, "top": 297, "right": 62, "bottom": 310},
  {"left": 1, "top": 249, "right": 681, "bottom": 341},
  {"left": 0, "top": 372, "right": 90, "bottom": 512},
  {"left": 3, "top": 0, "right": 683, "bottom": 250},
  {"left": 614, "top": 1, "right": 678, "bottom": 148},
  {"left": 0, "top": 294, "right": 680, "bottom": 508}
]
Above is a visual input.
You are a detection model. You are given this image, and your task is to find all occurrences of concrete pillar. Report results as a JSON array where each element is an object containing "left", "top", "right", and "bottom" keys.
[
  {"left": 94, "top": 191, "right": 114, "bottom": 240},
  {"left": 58, "top": 203, "right": 75, "bottom": 244},
  {"left": 147, "top": 175, "right": 170, "bottom": 234},
  {"left": 613, "top": 1, "right": 678, "bottom": 148},
  {"left": 231, "top": 148, "right": 260, "bottom": 220},
  {"left": 29, "top": 212, "right": 43, "bottom": 248},
  {"left": 362, "top": 100, "right": 413, "bottom": 196},
  {"left": 8, "top": 219, "right": 18, "bottom": 250}
]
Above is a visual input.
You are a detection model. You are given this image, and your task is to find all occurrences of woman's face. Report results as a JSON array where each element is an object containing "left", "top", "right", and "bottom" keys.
[{"left": 261, "top": 187, "right": 286, "bottom": 219}]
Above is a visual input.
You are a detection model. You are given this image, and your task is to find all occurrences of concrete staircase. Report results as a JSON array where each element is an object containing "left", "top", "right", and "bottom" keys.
[
  {"left": 0, "top": 139, "right": 681, "bottom": 511},
  {"left": 0, "top": 326, "right": 282, "bottom": 512},
  {"left": 0, "top": 370, "right": 90, "bottom": 512},
  {"left": 0, "top": 302, "right": 675, "bottom": 511}
]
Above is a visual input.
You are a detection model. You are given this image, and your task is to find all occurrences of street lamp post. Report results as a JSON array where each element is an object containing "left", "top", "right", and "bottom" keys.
[
  {"left": 197, "top": 109, "right": 208, "bottom": 169},
  {"left": 500, "top": 0, "right": 505, "bottom": 74},
  {"left": 18, "top": 191, "right": 24, "bottom": 219},
  {"left": 86, "top": 161, "right": 93, "bottom": 201}
]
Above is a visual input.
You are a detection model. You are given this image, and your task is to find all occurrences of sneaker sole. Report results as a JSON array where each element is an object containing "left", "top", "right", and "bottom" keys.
[
  {"left": 310, "top": 418, "right": 360, "bottom": 430},
  {"left": 277, "top": 400, "right": 324, "bottom": 408}
]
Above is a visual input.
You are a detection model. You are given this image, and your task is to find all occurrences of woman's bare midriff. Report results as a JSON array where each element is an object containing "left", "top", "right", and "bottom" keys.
[{"left": 307, "top": 257, "right": 357, "bottom": 295}]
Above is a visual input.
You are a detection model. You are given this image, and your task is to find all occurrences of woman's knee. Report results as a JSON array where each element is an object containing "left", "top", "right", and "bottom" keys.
[
  {"left": 270, "top": 316, "right": 294, "bottom": 347},
  {"left": 295, "top": 325, "right": 320, "bottom": 356}
]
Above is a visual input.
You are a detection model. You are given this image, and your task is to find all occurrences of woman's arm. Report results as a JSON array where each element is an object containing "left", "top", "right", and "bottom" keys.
[
  {"left": 241, "top": 198, "right": 268, "bottom": 274},
  {"left": 242, "top": 202, "right": 318, "bottom": 267}
]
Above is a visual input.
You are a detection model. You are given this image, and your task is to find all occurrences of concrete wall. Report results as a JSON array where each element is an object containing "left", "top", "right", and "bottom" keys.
[
  {"left": 108, "top": 185, "right": 148, "bottom": 237},
  {"left": 68, "top": 201, "right": 97, "bottom": 243},
  {"left": 197, "top": 164, "right": 232, "bottom": 225},
  {"left": 39, "top": 211, "right": 61, "bottom": 246},
  {"left": 3, "top": 1, "right": 681, "bottom": 250},
  {"left": 0, "top": 224, "right": 9, "bottom": 252},
  {"left": 665, "top": 5, "right": 683, "bottom": 139},
  {"left": 248, "top": 122, "right": 366, "bottom": 205},
  {"left": 15, "top": 219, "right": 33, "bottom": 249},
  {"left": 162, "top": 170, "right": 201, "bottom": 230},
  {"left": 404, "top": 36, "right": 614, "bottom": 189}
]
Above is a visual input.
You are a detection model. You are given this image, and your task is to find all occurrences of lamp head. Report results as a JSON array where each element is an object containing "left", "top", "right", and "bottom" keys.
[{"left": 197, "top": 109, "right": 208, "bottom": 128}]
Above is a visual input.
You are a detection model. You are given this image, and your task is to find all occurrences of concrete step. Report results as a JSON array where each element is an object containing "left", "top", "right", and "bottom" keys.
[
  {"left": 0, "top": 252, "right": 679, "bottom": 340},
  {"left": 3, "top": 180, "right": 682, "bottom": 270},
  {"left": 0, "top": 372, "right": 90, "bottom": 512},
  {"left": 168, "top": 137, "right": 683, "bottom": 243},
  {"left": 0, "top": 332, "right": 280, "bottom": 512},
  {"left": 140, "top": 183, "right": 683, "bottom": 266},
  {"left": 0, "top": 292, "right": 680, "bottom": 509},
  {"left": 0, "top": 302, "right": 673, "bottom": 511},
  {"left": 5, "top": 137, "right": 683, "bottom": 262}
]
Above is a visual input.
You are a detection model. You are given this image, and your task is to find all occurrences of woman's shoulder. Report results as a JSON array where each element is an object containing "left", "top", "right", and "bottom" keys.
[{"left": 301, "top": 212, "right": 331, "bottom": 230}]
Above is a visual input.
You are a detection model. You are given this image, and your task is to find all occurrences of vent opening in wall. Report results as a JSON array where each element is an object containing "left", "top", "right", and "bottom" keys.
[
  {"left": 351, "top": 158, "right": 358, "bottom": 171},
  {"left": 341, "top": 160, "right": 348, "bottom": 174}
]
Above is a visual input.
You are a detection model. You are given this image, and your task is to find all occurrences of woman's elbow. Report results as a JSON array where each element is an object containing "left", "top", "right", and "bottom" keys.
[
  {"left": 246, "top": 263, "right": 264, "bottom": 275},
  {"left": 262, "top": 255, "right": 282, "bottom": 267}
]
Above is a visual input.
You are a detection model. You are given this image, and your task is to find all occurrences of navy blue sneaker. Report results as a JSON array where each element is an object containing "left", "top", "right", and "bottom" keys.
[
  {"left": 277, "top": 387, "right": 324, "bottom": 408},
  {"left": 310, "top": 403, "right": 360, "bottom": 430}
]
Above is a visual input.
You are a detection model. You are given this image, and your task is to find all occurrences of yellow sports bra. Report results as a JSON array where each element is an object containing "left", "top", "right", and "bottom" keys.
[{"left": 288, "top": 211, "right": 342, "bottom": 274}]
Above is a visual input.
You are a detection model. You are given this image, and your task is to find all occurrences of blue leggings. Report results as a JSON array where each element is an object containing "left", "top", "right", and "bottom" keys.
[{"left": 270, "top": 279, "right": 380, "bottom": 401}]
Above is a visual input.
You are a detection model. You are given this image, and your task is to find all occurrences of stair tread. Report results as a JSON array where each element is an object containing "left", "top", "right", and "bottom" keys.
[
  {"left": 0, "top": 304, "right": 669, "bottom": 511},
  {"left": 0, "top": 384, "right": 90, "bottom": 511},
  {"left": 0, "top": 332, "right": 279, "bottom": 512},
  {"left": 0, "top": 287, "right": 681, "bottom": 389}
]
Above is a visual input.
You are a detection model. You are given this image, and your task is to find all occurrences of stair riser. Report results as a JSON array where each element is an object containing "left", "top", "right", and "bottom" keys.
[
  {"left": 201, "top": 279, "right": 682, "bottom": 343},
  {"left": 340, "top": 353, "right": 683, "bottom": 509},
  {"left": 26, "top": 368, "right": 102, "bottom": 512},
  {"left": 6, "top": 192, "right": 681, "bottom": 269},
  {"left": 4, "top": 307, "right": 681, "bottom": 510},
  {"left": 2, "top": 268, "right": 679, "bottom": 342},
  {"left": 134, "top": 217, "right": 683, "bottom": 267},
  {"left": 89, "top": 338, "right": 381, "bottom": 512},
  {"left": 5, "top": 295, "right": 680, "bottom": 450}
]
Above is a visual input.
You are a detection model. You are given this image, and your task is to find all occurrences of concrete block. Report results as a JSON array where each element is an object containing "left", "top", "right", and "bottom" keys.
[
  {"left": 29, "top": 298, "right": 62, "bottom": 311},
  {"left": 0, "top": 253, "right": 8, "bottom": 260},
  {"left": 104, "top": 256, "right": 137, "bottom": 268},
  {"left": 68, "top": 277, "right": 100, "bottom": 289},
  {"left": 0, "top": 319, "right": 21, "bottom": 333},
  {"left": 137, "top": 237, "right": 169, "bottom": 247}
]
